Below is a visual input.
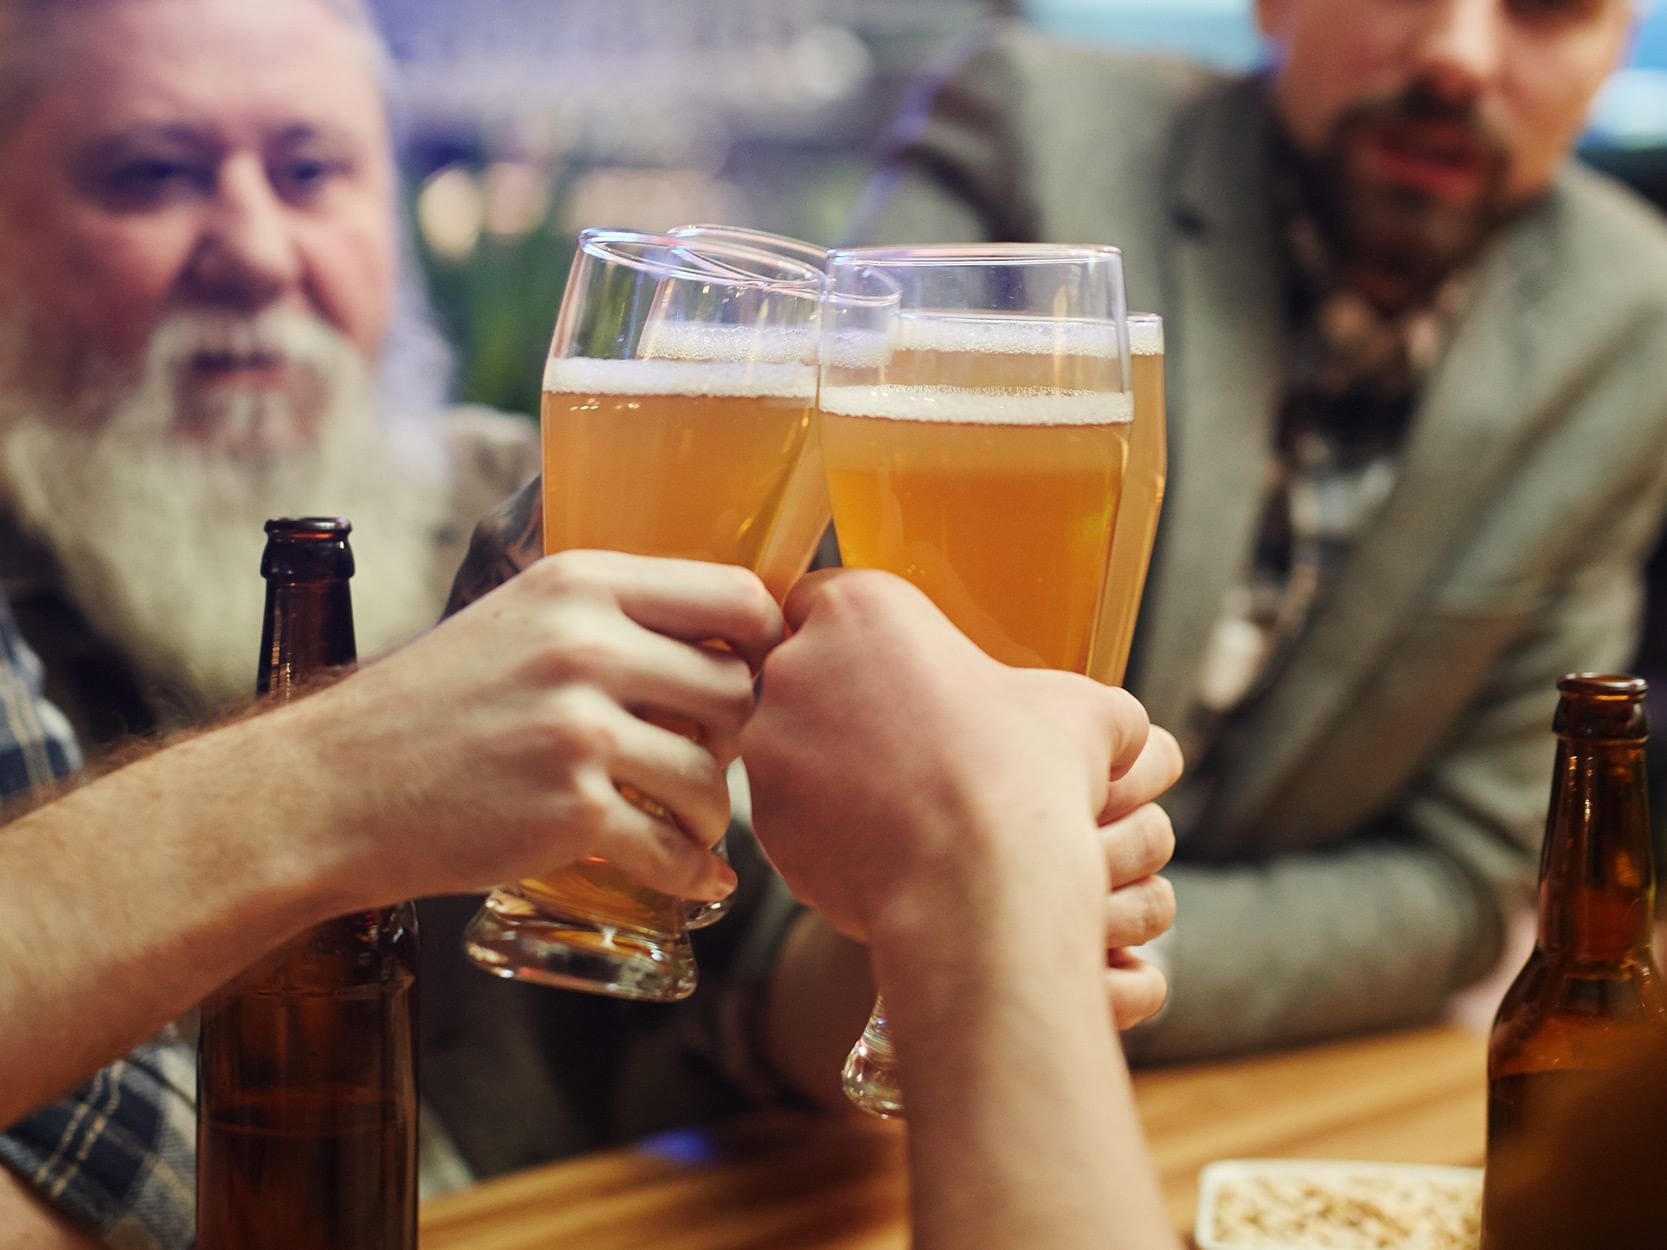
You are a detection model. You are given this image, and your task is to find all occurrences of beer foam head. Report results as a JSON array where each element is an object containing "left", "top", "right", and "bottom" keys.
[
  {"left": 544, "top": 354, "right": 815, "bottom": 400},
  {"left": 1129, "top": 317, "right": 1164, "bottom": 356},
  {"left": 638, "top": 321, "right": 817, "bottom": 365},
  {"left": 819, "top": 384, "right": 1132, "bottom": 426},
  {"left": 897, "top": 314, "right": 1123, "bottom": 359},
  {"left": 822, "top": 327, "right": 895, "bottom": 371}
]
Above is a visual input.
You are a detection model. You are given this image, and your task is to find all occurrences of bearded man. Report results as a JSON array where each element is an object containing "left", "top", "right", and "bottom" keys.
[
  {"left": 0, "top": 1, "right": 540, "bottom": 1246},
  {"left": 844, "top": 0, "right": 1667, "bottom": 1061},
  {"left": 0, "top": 0, "right": 536, "bottom": 753}
]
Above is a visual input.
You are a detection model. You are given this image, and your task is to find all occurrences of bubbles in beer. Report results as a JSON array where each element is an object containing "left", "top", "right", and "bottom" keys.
[
  {"left": 544, "top": 354, "right": 815, "bottom": 401},
  {"left": 822, "top": 328, "right": 895, "bottom": 371},
  {"left": 640, "top": 321, "right": 818, "bottom": 365},
  {"left": 897, "top": 313, "right": 1123, "bottom": 359},
  {"left": 819, "top": 385, "right": 1133, "bottom": 427},
  {"left": 821, "top": 313, "right": 1133, "bottom": 424}
]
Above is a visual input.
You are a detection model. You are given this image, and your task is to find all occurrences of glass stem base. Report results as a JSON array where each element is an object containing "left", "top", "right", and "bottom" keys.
[
  {"left": 684, "top": 836, "right": 732, "bottom": 930},
  {"left": 841, "top": 996, "right": 905, "bottom": 1119},
  {"left": 462, "top": 887, "right": 697, "bottom": 1002}
]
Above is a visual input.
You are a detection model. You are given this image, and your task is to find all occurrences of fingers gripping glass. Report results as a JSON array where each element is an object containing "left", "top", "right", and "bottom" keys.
[
  {"left": 819, "top": 245, "right": 1134, "bottom": 1115},
  {"left": 462, "top": 229, "right": 826, "bottom": 1002}
]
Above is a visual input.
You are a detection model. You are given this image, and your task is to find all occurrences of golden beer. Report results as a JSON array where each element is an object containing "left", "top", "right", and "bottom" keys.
[
  {"left": 819, "top": 383, "right": 1130, "bottom": 672},
  {"left": 824, "top": 247, "right": 1135, "bottom": 1117},
  {"left": 1089, "top": 316, "right": 1166, "bottom": 686},
  {"left": 510, "top": 860, "right": 680, "bottom": 938},
  {"left": 529, "top": 355, "right": 816, "bottom": 940},
  {"left": 540, "top": 358, "right": 817, "bottom": 598}
]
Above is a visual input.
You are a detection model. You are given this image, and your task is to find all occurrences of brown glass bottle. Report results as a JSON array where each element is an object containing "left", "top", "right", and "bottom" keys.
[
  {"left": 196, "top": 518, "right": 419, "bottom": 1250},
  {"left": 1480, "top": 674, "right": 1667, "bottom": 1249}
]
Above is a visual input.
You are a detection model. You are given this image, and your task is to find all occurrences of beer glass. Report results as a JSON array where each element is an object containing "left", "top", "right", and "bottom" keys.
[
  {"left": 669, "top": 223, "right": 828, "bottom": 269},
  {"left": 820, "top": 245, "right": 1133, "bottom": 1116},
  {"left": 463, "top": 228, "right": 825, "bottom": 1001},
  {"left": 667, "top": 224, "right": 832, "bottom": 931},
  {"left": 1088, "top": 313, "right": 1166, "bottom": 687}
]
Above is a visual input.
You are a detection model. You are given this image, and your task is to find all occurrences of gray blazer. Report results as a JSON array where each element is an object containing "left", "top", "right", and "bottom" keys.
[{"left": 851, "top": 24, "right": 1667, "bottom": 1060}]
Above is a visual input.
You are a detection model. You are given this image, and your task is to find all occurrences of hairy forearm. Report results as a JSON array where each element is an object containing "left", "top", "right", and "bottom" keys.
[
  {"left": 0, "top": 701, "right": 361, "bottom": 1125},
  {"left": 876, "top": 887, "right": 1176, "bottom": 1250},
  {"left": 0, "top": 1170, "right": 100, "bottom": 1250}
]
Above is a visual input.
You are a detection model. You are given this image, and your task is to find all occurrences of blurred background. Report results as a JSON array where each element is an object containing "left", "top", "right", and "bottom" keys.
[{"left": 371, "top": 0, "right": 1667, "bottom": 419}]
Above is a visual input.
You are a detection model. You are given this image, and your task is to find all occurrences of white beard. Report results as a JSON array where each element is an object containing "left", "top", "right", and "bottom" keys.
[{"left": 0, "top": 308, "right": 453, "bottom": 723}]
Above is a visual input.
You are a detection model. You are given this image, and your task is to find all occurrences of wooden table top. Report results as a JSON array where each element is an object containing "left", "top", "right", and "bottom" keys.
[{"left": 419, "top": 1025, "right": 1487, "bottom": 1249}]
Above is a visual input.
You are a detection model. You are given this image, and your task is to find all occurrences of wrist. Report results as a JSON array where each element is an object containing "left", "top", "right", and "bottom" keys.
[
  {"left": 230, "top": 693, "right": 390, "bottom": 917},
  {"left": 868, "top": 848, "right": 1105, "bottom": 1017},
  {"left": 867, "top": 810, "right": 1105, "bottom": 969},
  {"left": 870, "top": 883, "right": 1116, "bottom": 1125}
]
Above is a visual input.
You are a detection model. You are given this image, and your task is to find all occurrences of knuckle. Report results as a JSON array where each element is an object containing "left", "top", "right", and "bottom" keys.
[
  {"left": 1150, "top": 725, "right": 1184, "bottom": 783},
  {"left": 523, "top": 601, "right": 630, "bottom": 681},
  {"left": 737, "top": 575, "right": 785, "bottom": 640},
  {"left": 699, "top": 564, "right": 780, "bottom": 644},
  {"left": 1108, "top": 966, "right": 1167, "bottom": 1026},
  {"left": 708, "top": 644, "right": 756, "bottom": 690},
  {"left": 626, "top": 819, "right": 704, "bottom": 889},
  {"left": 1144, "top": 875, "right": 1177, "bottom": 930},
  {"left": 826, "top": 568, "right": 902, "bottom": 620},
  {"left": 844, "top": 568, "right": 898, "bottom": 607},
  {"left": 541, "top": 687, "right": 619, "bottom": 760},
  {"left": 1141, "top": 972, "right": 1170, "bottom": 1017},
  {"left": 560, "top": 765, "right": 618, "bottom": 837},
  {"left": 1100, "top": 686, "right": 1151, "bottom": 755},
  {"left": 677, "top": 743, "right": 726, "bottom": 799},
  {"left": 1139, "top": 805, "right": 1177, "bottom": 864},
  {"left": 528, "top": 550, "right": 607, "bottom": 601},
  {"left": 543, "top": 627, "right": 624, "bottom": 687},
  {"left": 643, "top": 828, "right": 688, "bottom": 881},
  {"left": 1103, "top": 683, "right": 1149, "bottom": 729},
  {"left": 684, "top": 798, "right": 729, "bottom": 849}
]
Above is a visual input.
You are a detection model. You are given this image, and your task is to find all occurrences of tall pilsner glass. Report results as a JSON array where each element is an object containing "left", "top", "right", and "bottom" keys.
[
  {"left": 463, "top": 229, "right": 825, "bottom": 1001},
  {"left": 820, "top": 245, "right": 1133, "bottom": 1116},
  {"left": 1088, "top": 313, "right": 1166, "bottom": 686},
  {"left": 667, "top": 224, "right": 833, "bottom": 931}
]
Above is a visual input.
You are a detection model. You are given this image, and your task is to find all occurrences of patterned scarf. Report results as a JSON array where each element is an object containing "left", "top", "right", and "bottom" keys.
[{"left": 1191, "top": 144, "right": 1473, "bottom": 724}]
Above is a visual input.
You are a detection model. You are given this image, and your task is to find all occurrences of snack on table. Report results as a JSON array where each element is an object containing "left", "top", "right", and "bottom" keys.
[{"left": 1197, "top": 1161, "right": 1482, "bottom": 1250}]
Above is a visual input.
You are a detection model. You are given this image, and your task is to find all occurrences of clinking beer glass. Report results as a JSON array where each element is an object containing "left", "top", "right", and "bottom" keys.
[
  {"left": 462, "top": 228, "right": 826, "bottom": 1002},
  {"left": 665, "top": 223, "right": 835, "bottom": 932},
  {"left": 820, "top": 245, "right": 1135, "bottom": 1116}
]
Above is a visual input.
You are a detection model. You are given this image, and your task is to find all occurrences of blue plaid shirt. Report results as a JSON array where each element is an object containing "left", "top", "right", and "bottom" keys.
[{"left": 0, "top": 590, "right": 196, "bottom": 1249}]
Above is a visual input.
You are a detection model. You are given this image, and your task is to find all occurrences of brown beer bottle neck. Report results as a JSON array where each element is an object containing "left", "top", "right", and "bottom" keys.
[
  {"left": 256, "top": 518, "right": 356, "bottom": 699},
  {"left": 1537, "top": 675, "right": 1657, "bottom": 963}
]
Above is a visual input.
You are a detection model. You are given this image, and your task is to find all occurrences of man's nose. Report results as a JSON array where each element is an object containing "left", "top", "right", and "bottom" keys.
[
  {"left": 1411, "top": 0, "right": 1506, "bottom": 104},
  {"left": 179, "top": 155, "right": 302, "bottom": 311}
]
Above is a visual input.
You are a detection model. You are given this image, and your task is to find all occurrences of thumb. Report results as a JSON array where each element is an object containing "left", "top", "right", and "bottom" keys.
[{"left": 782, "top": 568, "right": 848, "bottom": 634}]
